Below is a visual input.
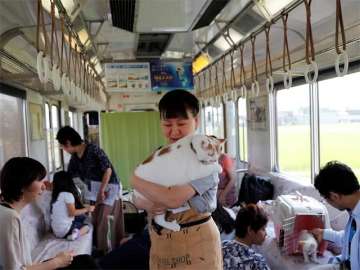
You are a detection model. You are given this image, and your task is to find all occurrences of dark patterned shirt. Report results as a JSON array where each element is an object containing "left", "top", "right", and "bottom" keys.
[
  {"left": 67, "top": 143, "right": 120, "bottom": 187},
  {"left": 222, "top": 240, "right": 270, "bottom": 270}
]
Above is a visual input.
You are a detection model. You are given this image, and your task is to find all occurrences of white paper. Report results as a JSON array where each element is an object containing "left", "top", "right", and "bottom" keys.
[{"left": 85, "top": 181, "right": 120, "bottom": 206}]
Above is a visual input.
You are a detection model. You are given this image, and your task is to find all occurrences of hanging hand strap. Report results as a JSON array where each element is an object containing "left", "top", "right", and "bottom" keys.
[
  {"left": 335, "top": 0, "right": 346, "bottom": 54},
  {"left": 282, "top": 13, "right": 291, "bottom": 72},
  {"left": 250, "top": 35, "right": 258, "bottom": 83},
  {"left": 304, "top": 0, "right": 315, "bottom": 64},
  {"left": 238, "top": 44, "right": 246, "bottom": 86},
  {"left": 264, "top": 24, "right": 273, "bottom": 77}
]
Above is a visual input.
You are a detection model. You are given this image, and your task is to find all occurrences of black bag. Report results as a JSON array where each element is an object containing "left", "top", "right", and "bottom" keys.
[
  {"left": 123, "top": 201, "right": 147, "bottom": 234},
  {"left": 236, "top": 173, "right": 274, "bottom": 205},
  {"left": 124, "top": 212, "right": 147, "bottom": 234}
]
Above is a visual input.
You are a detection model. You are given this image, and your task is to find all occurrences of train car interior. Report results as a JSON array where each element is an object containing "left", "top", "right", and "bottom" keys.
[{"left": 0, "top": 0, "right": 360, "bottom": 269}]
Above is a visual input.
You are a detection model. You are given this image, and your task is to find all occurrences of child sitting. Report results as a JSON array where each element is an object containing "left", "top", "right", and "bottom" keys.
[{"left": 50, "top": 171, "right": 94, "bottom": 241}]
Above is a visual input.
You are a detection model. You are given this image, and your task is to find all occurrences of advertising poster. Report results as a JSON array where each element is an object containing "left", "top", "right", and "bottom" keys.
[
  {"left": 105, "top": 63, "right": 151, "bottom": 92},
  {"left": 150, "top": 61, "right": 194, "bottom": 91}
]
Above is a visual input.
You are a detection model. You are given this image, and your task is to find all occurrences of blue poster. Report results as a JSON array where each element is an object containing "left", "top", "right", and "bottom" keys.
[{"left": 150, "top": 61, "right": 194, "bottom": 91}]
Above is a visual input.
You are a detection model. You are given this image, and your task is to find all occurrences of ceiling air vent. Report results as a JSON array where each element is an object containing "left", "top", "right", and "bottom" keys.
[
  {"left": 109, "top": 0, "right": 136, "bottom": 32},
  {"left": 193, "top": 0, "right": 230, "bottom": 30},
  {"left": 136, "top": 33, "right": 172, "bottom": 58},
  {"left": 231, "top": 8, "right": 266, "bottom": 35}
]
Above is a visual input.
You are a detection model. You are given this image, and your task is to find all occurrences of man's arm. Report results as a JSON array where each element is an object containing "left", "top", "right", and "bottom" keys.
[
  {"left": 311, "top": 228, "right": 345, "bottom": 247},
  {"left": 323, "top": 229, "right": 345, "bottom": 247},
  {"left": 97, "top": 167, "right": 112, "bottom": 203}
]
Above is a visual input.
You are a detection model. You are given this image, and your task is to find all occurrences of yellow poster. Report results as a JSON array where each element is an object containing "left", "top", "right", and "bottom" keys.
[{"left": 29, "top": 103, "right": 44, "bottom": 140}]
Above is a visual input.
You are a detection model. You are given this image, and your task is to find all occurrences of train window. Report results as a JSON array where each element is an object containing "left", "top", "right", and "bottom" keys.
[
  {"left": 0, "top": 93, "right": 26, "bottom": 168},
  {"left": 204, "top": 105, "right": 214, "bottom": 135},
  {"left": 200, "top": 106, "right": 206, "bottom": 134},
  {"left": 51, "top": 105, "right": 61, "bottom": 169},
  {"left": 213, "top": 103, "right": 224, "bottom": 139},
  {"left": 204, "top": 103, "right": 224, "bottom": 139},
  {"left": 45, "top": 103, "right": 53, "bottom": 172},
  {"left": 319, "top": 72, "right": 360, "bottom": 179},
  {"left": 69, "top": 111, "right": 74, "bottom": 127},
  {"left": 45, "top": 103, "right": 62, "bottom": 172},
  {"left": 225, "top": 100, "right": 236, "bottom": 158},
  {"left": 238, "top": 98, "right": 248, "bottom": 161},
  {"left": 276, "top": 84, "right": 311, "bottom": 181}
]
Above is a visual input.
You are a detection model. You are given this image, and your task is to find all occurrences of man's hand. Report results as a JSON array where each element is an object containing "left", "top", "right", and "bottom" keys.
[
  {"left": 310, "top": 228, "right": 324, "bottom": 244},
  {"left": 96, "top": 188, "right": 108, "bottom": 204},
  {"left": 87, "top": 205, "right": 95, "bottom": 212},
  {"left": 53, "top": 251, "right": 74, "bottom": 268}
]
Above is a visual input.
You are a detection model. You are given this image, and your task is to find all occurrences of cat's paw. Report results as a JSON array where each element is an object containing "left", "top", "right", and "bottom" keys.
[{"left": 166, "top": 221, "right": 181, "bottom": 232}]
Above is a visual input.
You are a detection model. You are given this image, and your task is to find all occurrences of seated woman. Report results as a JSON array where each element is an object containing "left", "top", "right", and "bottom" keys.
[
  {"left": 222, "top": 204, "right": 270, "bottom": 270},
  {"left": 0, "top": 157, "right": 98, "bottom": 270}
]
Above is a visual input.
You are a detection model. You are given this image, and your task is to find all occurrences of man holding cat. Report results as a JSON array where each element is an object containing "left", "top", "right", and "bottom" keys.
[
  {"left": 131, "top": 89, "right": 222, "bottom": 270},
  {"left": 311, "top": 161, "right": 360, "bottom": 270}
]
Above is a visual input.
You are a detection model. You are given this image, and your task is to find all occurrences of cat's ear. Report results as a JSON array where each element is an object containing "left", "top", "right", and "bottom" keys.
[{"left": 218, "top": 138, "right": 226, "bottom": 144}]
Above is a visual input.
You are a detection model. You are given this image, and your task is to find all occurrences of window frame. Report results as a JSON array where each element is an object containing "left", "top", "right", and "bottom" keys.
[
  {"left": 44, "top": 101, "right": 63, "bottom": 173},
  {"left": 270, "top": 60, "right": 360, "bottom": 184}
]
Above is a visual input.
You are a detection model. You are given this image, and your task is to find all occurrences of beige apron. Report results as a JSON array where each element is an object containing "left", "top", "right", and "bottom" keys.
[{"left": 149, "top": 208, "right": 222, "bottom": 270}]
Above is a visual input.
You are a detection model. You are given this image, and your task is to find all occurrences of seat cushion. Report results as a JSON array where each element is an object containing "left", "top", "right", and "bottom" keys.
[
  {"left": 31, "top": 228, "right": 93, "bottom": 263},
  {"left": 20, "top": 191, "right": 93, "bottom": 263}
]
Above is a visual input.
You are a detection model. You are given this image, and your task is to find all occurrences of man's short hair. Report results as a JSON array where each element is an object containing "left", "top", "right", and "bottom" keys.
[
  {"left": 235, "top": 204, "right": 268, "bottom": 238},
  {"left": 158, "top": 89, "right": 199, "bottom": 120},
  {"left": 0, "top": 157, "right": 46, "bottom": 203},
  {"left": 56, "top": 126, "right": 83, "bottom": 146},
  {"left": 315, "top": 161, "right": 360, "bottom": 198}
]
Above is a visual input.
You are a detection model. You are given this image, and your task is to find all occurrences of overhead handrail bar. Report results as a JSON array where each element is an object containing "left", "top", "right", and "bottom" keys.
[{"left": 194, "top": 0, "right": 305, "bottom": 76}]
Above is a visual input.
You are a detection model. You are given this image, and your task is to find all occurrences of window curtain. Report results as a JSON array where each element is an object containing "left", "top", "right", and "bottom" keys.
[{"left": 100, "top": 111, "right": 166, "bottom": 189}]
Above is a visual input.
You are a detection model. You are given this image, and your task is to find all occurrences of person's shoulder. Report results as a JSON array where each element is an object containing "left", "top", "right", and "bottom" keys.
[
  {"left": 222, "top": 239, "right": 239, "bottom": 250},
  {"left": 0, "top": 206, "right": 20, "bottom": 227},
  {"left": 86, "top": 142, "right": 98, "bottom": 150},
  {"left": 59, "top": 192, "right": 75, "bottom": 200},
  {"left": 87, "top": 143, "right": 105, "bottom": 154}
]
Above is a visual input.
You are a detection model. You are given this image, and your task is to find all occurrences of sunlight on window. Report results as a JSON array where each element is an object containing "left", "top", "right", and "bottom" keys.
[
  {"left": 51, "top": 105, "right": 61, "bottom": 170},
  {"left": 277, "top": 85, "right": 311, "bottom": 181},
  {"left": 225, "top": 101, "right": 236, "bottom": 158},
  {"left": 204, "top": 104, "right": 224, "bottom": 139},
  {"left": 204, "top": 105, "right": 213, "bottom": 135},
  {"left": 319, "top": 72, "right": 360, "bottom": 180},
  {"left": 238, "top": 98, "right": 248, "bottom": 161},
  {"left": 0, "top": 93, "right": 26, "bottom": 168},
  {"left": 213, "top": 104, "right": 224, "bottom": 139}
]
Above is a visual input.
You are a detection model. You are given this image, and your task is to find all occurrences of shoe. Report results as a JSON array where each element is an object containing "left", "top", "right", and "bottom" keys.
[{"left": 67, "top": 228, "right": 80, "bottom": 241}]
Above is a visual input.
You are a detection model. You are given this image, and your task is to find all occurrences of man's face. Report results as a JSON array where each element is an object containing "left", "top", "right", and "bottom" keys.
[
  {"left": 60, "top": 141, "right": 76, "bottom": 154},
  {"left": 324, "top": 192, "right": 346, "bottom": 211}
]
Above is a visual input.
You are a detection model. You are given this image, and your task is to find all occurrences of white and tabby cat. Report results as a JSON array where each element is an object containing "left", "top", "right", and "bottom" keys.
[
  {"left": 134, "top": 134, "right": 225, "bottom": 231},
  {"left": 298, "top": 230, "right": 319, "bottom": 263}
]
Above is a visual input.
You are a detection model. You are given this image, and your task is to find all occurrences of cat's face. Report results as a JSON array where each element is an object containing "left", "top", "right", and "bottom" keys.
[
  {"left": 298, "top": 230, "right": 318, "bottom": 255},
  {"left": 191, "top": 135, "right": 225, "bottom": 163}
]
